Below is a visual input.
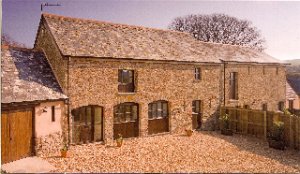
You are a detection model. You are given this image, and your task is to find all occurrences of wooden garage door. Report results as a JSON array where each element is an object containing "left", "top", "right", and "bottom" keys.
[{"left": 1, "top": 109, "right": 33, "bottom": 164}]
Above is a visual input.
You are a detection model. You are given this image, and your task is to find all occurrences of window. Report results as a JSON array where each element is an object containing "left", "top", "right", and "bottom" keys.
[
  {"left": 192, "top": 100, "right": 202, "bottom": 129},
  {"left": 148, "top": 101, "right": 168, "bottom": 119},
  {"left": 194, "top": 68, "right": 201, "bottom": 80},
  {"left": 192, "top": 100, "right": 202, "bottom": 114},
  {"left": 262, "top": 103, "right": 268, "bottom": 111},
  {"left": 118, "top": 69, "right": 134, "bottom": 93},
  {"left": 114, "top": 103, "right": 138, "bottom": 123},
  {"left": 51, "top": 106, "right": 55, "bottom": 122},
  {"left": 71, "top": 105, "right": 103, "bottom": 144},
  {"left": 278, "top": 101, "right": 284, "bottom": 111},
  {"left": 288, "top": 100, "right": 294, "bottom": 110},
  {"left": 229, "top": 72, "right": 238, "bottom": 100}
]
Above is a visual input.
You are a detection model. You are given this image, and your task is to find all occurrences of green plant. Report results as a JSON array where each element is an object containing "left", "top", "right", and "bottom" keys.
[
  {"left": 61, "top": 143, "right": 68, "bottom": 152},
  {"left": 283, "top": 109, "right": 291, "bottom": 115},
  {"left": 116, "top": 133, "right": 123, "bottom": 147},
  {"left": 268, "top": 121, "right": 284, "bottom": 141},
  {"left": 219, "top": 113, "right": 230, "bottom": 129},
  {"left": 116, "top": 133, "right": 123, "bottom": 142}
]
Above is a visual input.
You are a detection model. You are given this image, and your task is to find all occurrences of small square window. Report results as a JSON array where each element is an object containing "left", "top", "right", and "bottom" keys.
[{"left": 194, "top": 68, "right": 201, "bottom": 80}]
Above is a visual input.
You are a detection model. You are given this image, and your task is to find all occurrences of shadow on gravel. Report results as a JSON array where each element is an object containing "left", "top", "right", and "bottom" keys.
[{"left": 201, "top": 131, "right": 300, "bottom": 171}]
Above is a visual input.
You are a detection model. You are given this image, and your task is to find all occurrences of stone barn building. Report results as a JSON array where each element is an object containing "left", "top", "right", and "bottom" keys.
[{"left": 33, "top": 13, "right": 286, "bottom": 145}]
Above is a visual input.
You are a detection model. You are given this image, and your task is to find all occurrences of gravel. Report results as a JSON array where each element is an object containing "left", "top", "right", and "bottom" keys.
[{"left": 46, "top": 131, "right": 300, "bottom": 173}]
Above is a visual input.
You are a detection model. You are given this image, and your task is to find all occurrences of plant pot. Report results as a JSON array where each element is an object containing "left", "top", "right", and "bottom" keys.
[
  {"left": 221, "top": 129, "right": 233, "bottom": 136},
  {"left": 116, "top": 140, "right": 123, "bottom": 147},
  {"left": 185, "top": 129, "right": 193, "bottom": 137},
  {"left": 61, "top": 150, "right": 67, "bottom": 158},
  {"left": 268, "top": 139, "right": 285, "bottom": 150}
]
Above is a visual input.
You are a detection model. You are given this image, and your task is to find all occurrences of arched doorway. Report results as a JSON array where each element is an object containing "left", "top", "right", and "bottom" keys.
[
  {"left": 71, "top": 105, "right": 103, "bottom": 144},
  {"left": 113, "top": 102, "right": 139, "bottom": 139}
]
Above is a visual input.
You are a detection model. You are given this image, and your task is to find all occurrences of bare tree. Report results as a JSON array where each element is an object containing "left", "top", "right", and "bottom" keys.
[
  {"left": 169, "top": 14, "right": 266, "bottom": 51},
  {"left": 1, "top": 34, "right": 27, "bottom": 48}
]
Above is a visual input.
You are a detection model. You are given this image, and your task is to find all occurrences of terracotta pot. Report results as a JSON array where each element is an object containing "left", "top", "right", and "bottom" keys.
[
  {"left": 186, "top": 129, "right": 193, "bottom": 137},
  {"left": 116, "top": 140, "right": 123, "bottom": 147},
  {"left": 221, "top": 129, "right": 233, "bottom": 136},
  {"left": 61, "top": 150, "right": 67, "bottom": 158},
  {"left": 268, "top": 139, "right": 285, "bottom": 150}
]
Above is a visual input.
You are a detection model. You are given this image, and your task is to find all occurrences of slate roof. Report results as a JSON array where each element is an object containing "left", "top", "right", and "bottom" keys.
[
  {"left": 41, "top": 13, "right": 282, "bottom": 64},
  {"left": 1, "top": 47, "right": 67, "bottom": 104},
  {"left": 287, "top": 74, "right": 300, "bottom": 96}
]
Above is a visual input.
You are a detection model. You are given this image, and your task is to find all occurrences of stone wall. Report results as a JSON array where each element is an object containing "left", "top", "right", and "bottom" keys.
[
  {"left": 68, "top": 58, "right": 221, "bottom": 144},
  {"left": 35, "top": 132, "right": 62, "bottom": 157},
  {"left": 223, "top": 64, "right": 286, "bottom": 111},
  {"left": 34, "top": 20, "right": 68, "bottom": 94}
]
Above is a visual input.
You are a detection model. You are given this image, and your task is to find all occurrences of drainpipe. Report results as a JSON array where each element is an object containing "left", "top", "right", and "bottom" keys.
[{"left": 67, "top": 57, "right": 71, "bottom": 145}]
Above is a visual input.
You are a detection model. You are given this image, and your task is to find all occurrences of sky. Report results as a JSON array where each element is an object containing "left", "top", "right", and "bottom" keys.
[{"left": 2, "top": 0, "right": 300, "bottom": 60}]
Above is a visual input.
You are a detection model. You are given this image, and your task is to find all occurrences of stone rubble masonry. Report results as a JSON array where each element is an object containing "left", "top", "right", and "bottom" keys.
[
  {"left": 68, "top": 58, "right": 221, "bottom": 144},
  {"left": 35, "top": 21, "right": 68, "bottom": 94},
  {"left": 223, "top": 64, "right": 286, "bottom": 111},
  {"left": 35, "top": 132, "right": 63, "bottom": 157}
]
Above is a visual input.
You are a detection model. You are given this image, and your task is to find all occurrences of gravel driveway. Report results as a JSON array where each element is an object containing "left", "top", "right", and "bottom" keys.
[{"left": 46, "top": 131, "right": 300, "bottom": 173}]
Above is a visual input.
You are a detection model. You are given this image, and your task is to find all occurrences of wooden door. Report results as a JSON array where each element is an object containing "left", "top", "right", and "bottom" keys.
[
  {"left": 148, "top": 118, "right": 169, "bottom": 135},
  {"left": 1, "top": 109, "right": 33, "bottom": 164}
]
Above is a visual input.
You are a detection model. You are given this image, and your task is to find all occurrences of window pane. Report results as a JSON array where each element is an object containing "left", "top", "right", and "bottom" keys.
[
  {"left": 79, "top": 107, "right": 85, "bottom": 124},
  {"left": 192, "top": 101, "right": 196, "bottom": 113},
  {"left": 94, "top": 107, "right": 102, "bottom": 124},
  {"left": 148, "top": 104, "right": 153, "bottom": 119},
  {"left": 86, "top": 106, "right": 92, "bottom": 125},
  {"left": 132, "top": 105, "right": 138, "bottom": 120},
  {"left": 118, "top": 70, "right": 122, "bottom": 83},
  {"left": 152, "top": 103, "right": 157, "bottom": 118},
  {"left": 94, "top": 107, "right": 103, "bottom": 141},
  {"left": 128, "top": 70, "right": 133, "bottom": 83},
  {"left": 196, "top": 101, "right": 200, "bottom": 113},
  {"left": 157, "top": 102, "right": 162, "bottom": 117},
  {"left": 162, "top": 102, "right": 168, "bottom": 117}
]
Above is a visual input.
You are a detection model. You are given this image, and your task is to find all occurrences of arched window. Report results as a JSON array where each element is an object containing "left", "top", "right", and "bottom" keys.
[{"left": 72, "top": 105, "right": 103, "bottom": 144}]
